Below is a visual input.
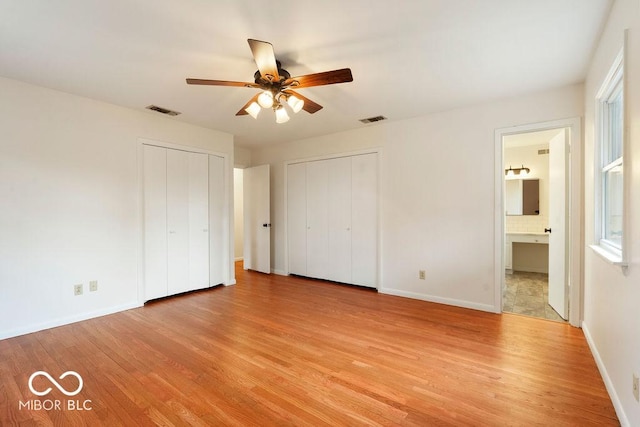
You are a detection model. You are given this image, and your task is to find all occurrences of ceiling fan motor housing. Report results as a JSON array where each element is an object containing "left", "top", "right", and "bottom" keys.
[{"left": 253, "top": 60, "right": 291, "bottom": 86}]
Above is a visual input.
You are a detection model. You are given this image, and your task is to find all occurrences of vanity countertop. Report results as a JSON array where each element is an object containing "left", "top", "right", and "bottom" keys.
[{"left": 507, "top": 231, "right": 549, "bottom": 236}]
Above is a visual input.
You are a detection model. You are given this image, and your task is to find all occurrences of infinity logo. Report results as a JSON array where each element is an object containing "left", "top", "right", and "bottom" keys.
[{"left": 28, "top": 371, "right": 84, "bottom": 397}]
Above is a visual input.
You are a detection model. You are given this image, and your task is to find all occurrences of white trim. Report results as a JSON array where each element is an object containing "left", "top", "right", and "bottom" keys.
[
  {"left": 593, "top": 41, "right": 628, "bottom": 271},
  {"left": 589, "top": 244, "right": 627, "bottom": 267},
  {"left": 284, "top": 148, "right": 381, "bottom": 166},
  {"left": 0, "top": 302, "right": 142, "bottom": 340},
  {"left": 494, "top": 117, "right": 582, "bottom": 326},
  {"left": 582, "top": 322, "right": 631, "bottom": 427},
  {"left": 379, "top": 288, "right": 496, "bottom": 313}
]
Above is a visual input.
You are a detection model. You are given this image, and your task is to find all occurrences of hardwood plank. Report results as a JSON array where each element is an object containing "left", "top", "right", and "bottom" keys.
[{"left": 0, "top": 262, "right": 618, "bottom": 425}]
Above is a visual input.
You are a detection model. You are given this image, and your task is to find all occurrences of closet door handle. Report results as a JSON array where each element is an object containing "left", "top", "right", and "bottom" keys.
[{"left": 544, "top": 228, "right": 551, "bottom": 233}]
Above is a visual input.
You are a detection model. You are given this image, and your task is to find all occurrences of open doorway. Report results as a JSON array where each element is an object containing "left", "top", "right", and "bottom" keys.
[
  {"left": 233, "top": 168, "right": 244, "bottom": 262},
  {"left": 495, "top": 118, "right": 582, "bottom": 327},
  {"left": 502, "top": 129, "right": 566, "bottom": 322}
]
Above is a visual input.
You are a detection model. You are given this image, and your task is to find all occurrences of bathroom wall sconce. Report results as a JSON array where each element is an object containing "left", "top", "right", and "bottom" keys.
[{"left": 505, "top": 165, "right": 530, "bottom": 177}]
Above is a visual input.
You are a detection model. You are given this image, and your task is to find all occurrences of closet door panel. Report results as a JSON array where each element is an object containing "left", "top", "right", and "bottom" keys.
[
  {"left": 188, "top": 152, "right": 210, "bottom": 290},
  {"left": 143, "top": 145, "right": 168, "bottom": 300},
  {"left": 306, "top": 160, "right": 329, "bottom": 279},
  {"left": 327, "top": 157, "right": 352, "bottom": 283},
  {"left": 351, "top": 153, "right": 378, "bottom": 287},
  {"left": 209, "top": 155, "right": 225, "bottom": 286},
  {"left": 287, "top": 163, "right": 307, "bottom": 276},
  {"left": 166, "top": 149, "right": 191, "bottom": 295}
]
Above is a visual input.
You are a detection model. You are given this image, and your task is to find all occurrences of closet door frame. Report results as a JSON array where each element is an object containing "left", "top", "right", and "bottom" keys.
[
  {"left": 137, "top": 138, "right": 234, "bottom": 305},
  {"left": 283, "top": 148, "right": 381, "bottom": 289}
]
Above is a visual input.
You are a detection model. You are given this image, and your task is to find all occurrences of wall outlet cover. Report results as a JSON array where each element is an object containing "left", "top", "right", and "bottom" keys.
[{"left": 74, "top": 284, "right": 83, "bottom": 296}]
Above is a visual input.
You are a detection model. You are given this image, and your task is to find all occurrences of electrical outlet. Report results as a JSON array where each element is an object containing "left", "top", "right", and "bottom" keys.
[
  {"left": 419, "top": 270, "right": 426, "bottom": 280},
  {"left": 89, "top": 280, "right": 98, "bottom": 292},
  {"left": 74, "top": 284, "right": 83, "bottom": 296},
  {"left": 633, "top": 373, "right": 639, "bottom": 402}
]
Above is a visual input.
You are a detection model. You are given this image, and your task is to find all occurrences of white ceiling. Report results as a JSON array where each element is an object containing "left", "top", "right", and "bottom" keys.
[
  {"left": 504, "top": 128, "right": 565, "bottom": 148},
  {"left": 0, "top": 0, "right": 612, "bottom": 149}
]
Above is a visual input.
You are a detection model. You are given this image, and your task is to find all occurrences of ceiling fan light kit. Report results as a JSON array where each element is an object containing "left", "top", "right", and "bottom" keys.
[
  {"left": 186, "top": 39, "right": 353, "bottom": 124},
  {"left": 245, "top": 102, "right": 261, "bottom": 119},
  {"left": 257, "top": 90, "right": 274, "bottom": 108},
  {"left": 275, "top": 105, "right": 290, "bottom": 124}
]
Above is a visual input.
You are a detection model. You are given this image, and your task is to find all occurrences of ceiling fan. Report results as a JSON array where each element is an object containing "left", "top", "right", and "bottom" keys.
[{"left": 186, "top": 39, "right": 353, "bottom": 123}]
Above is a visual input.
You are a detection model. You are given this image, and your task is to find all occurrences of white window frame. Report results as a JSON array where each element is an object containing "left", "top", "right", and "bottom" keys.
[{"left": 592, "top": 44, "right": 628, "bottom": 267}]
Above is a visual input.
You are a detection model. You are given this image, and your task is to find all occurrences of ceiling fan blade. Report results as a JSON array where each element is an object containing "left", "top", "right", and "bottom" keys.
[
  {"left": 236, "top": 93, "right": 261, "bottom": 116},
  {"left": 285, "top": 68, "right": 353, "bottom": 88},
  {"left": 247, "top": 39, "right": 280, "bottom": 82},
  {"left": 186, "top": 78, "right": 259, "bottom": 88},
  {"left": 282, "top": 90, "right": 323, "bottom": 114}
]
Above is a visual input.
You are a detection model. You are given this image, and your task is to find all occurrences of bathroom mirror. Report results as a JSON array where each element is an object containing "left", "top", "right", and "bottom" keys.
[{"left": 505, "top": 179, "right": 539, "bottom": 215}]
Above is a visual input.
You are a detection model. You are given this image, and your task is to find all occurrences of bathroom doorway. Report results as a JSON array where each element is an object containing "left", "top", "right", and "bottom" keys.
[{"left": 494, "top": 118, "right": 582, "bottom": 326}]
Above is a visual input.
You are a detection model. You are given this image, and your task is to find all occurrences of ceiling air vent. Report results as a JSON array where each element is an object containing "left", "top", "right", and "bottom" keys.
[
  {"left": 538, "top": 148, "right": 550, "bottom": 155},
  {"left": 359, "top": 115, "right": 387, "bottom": 124},
  {"left": 146, "top": 105, "right": 181, "bottom": 116}
]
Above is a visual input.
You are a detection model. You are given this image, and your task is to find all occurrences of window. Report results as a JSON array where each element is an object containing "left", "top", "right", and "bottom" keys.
[{"left": 595, "top": 50, "right": 625, "bottom": 262}]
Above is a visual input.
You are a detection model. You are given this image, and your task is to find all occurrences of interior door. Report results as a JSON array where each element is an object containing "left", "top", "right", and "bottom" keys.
[
  {"left": 243, "top": 164, "right": 271, "bottom": 274},
  {"left": 548, "top": 129, "right": 569, "bottom": 319}
]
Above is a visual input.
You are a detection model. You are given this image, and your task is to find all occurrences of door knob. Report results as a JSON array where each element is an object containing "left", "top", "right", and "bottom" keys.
[
  {"left": 262, "top": 223, "right": 271, "bottom": 228},
  {"left": 544, "top": 228, "right": 552, "bottom": 233}
]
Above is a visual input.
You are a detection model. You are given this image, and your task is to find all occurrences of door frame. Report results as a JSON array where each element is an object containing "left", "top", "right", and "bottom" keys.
[
  {"left": 137, "top": 138, "right": 235, "bottom": 306},
  {"left": 494, "top": 118, "right": 582, "bottom": 327}
]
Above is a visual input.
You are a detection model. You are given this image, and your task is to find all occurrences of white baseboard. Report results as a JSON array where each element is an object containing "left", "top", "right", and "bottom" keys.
[
  {"left": 0, "top": 301, "right": 142, "bottom": 340},
  {"left": 378, "top": 287, "right": 497, "bottom": 313},
  {"left": 271, "top": 269, "right": 287, "bottom": 276},
  {"left": 582, "top": 322, "right": 630, "bottom": 427}
]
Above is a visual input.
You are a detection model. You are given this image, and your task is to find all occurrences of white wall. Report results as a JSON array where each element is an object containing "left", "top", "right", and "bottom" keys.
[
  {"left": 0, "top": 76, "right": 234, "bottom": 339},
  {"left": 250, "top": 84, "right": 583, "bottom": 312},
  {"left": 504, "top": 144, "right": 550, "bottom": 233},
  {"left": 582, "top": 0, "right": 640, "bottom": 425}
]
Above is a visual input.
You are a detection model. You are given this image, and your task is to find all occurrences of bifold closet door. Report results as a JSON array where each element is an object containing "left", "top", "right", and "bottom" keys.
[
  {"left": 188, "top": 152, "right": 210, "bottom": 290},
  {"left": 143, "top": 145, "right": 168, "bottom": 300},
  {"left": 327, "top": 157, "right": 352, "bottom": 283},
  {"left": 351, "top": 153, "right": 377, "bottom": 287},
  {"left": 166, "top": 149, "right": 191, "bottom": 295},
  {"left": 287, "top": 162, "right": 307, "bottom": 276},
  {"left": 305, "top": 160, "right": 329, "bottom": 279},
  {"left": 209, "top": 155, "right": 224, "bottom": 285},
  {"left": 286, "top": 153, "right": 378, "bottom": 288},
  {"left": 144, "top": 146, "right": 220, "bottom": 300}
]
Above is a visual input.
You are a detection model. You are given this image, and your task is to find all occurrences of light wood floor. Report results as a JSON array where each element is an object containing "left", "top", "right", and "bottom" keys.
[{"left": 0, "top": 263, "right": 618, "bottom": 426}]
